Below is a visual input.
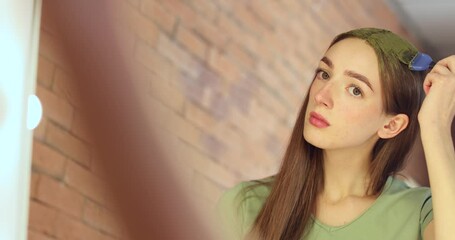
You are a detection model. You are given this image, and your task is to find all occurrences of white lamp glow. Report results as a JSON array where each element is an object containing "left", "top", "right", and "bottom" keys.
[{"left": 26, "top": 94, "right": 42, "bottom": 130}]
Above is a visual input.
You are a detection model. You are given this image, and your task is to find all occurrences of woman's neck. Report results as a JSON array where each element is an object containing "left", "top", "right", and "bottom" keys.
[{"left": 320, "top": 147, "right": 373, "bottom": 203}]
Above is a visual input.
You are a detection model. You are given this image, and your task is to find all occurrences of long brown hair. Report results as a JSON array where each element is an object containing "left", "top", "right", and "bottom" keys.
[{"left": 245, "top": 28, "right": 428, "bottom": 240}]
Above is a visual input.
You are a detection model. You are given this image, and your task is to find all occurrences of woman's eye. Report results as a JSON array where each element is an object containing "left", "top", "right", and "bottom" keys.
[
  {"left": 321, "top": 71, "right": 329, "bottom": 79},
  {"left": 347, "top": 85, "right": 363, "bottom": 97},
  {"left": 316, "top": 69, "right": 330, "bottom": 80}
]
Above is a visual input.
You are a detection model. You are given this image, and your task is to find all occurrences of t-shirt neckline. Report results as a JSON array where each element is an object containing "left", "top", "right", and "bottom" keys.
[{"left": 310, "top": 175, "right": 394, "bottom": 232}]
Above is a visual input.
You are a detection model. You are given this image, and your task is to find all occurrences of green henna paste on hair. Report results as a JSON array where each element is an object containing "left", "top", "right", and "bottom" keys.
[{"left": 331, "top": 28, "right": 421, "bottom": 72}]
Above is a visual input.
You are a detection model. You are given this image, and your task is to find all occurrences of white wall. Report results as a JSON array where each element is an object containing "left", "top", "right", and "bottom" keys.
[{"left": 0, "top": 0, "right": 42, "bottom": 239}]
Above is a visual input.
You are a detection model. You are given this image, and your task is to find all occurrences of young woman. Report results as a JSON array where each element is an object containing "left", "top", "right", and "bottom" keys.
[{"left": 217, "top": 28, "right": 455, "bottom": 240}]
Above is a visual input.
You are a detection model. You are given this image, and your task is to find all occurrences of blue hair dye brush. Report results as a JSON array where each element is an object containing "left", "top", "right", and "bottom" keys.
[{"left": 409, "top": 52, "right": 435, "bottom": 71}]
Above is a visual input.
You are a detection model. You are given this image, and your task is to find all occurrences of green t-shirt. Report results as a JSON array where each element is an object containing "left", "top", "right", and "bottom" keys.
[{"left": 216, "top": 175, "right": 433, "bottom": 240}]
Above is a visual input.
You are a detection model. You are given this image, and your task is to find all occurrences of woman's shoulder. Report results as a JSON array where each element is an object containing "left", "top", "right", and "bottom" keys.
[
  {"left": 215, "top": 176, "right": 275, "bottom": 239},
  {"left": 386, "top": 176, "right": 431, "bottom": 199},
  {"left": 218, "top": 175, "right": 275, "bottom": 208},
  {"left": 381, "top": 176, "right": 432, "bottom": 214},
  {"left": 380, "top": 176, "right": 433, "bottom": 236}
]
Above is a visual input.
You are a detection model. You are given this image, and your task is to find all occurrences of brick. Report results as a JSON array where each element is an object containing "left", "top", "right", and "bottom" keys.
[
  {"left": 250, "top": 92, "right": 284, "bottom": 132},
  {"left": 54, "top": 213, "right": 114, "bottom": 240},
  {"left": 45, "top": 122, "right": 91, "bottom": 167},
  {"left": 37, "top": 56, "right": 55, "bottom": 88},
  {"left": 158, "top": 0, "right": 197, "bottom": 27},
  {"left": 278, "top": 0, "right": 303, "bottom": 19},
  {"left": 178, "top": 67, "right": 224, "bottom": 111},
  {"left": 175, "top": 140, "right": 237, "bottom": 188},
  {"left": 157, "top": 34, "right": 201, "bottom": 79},
  {"left": 273, "top": 117, "right": 293, "bottom": 142},
  {"left": 133, "top": 40, "right": 177, "bottom": 85},
  {"left": 225, "top": 104, "right": 265, "bottom": 140},
  {"left": 36, "top": 85, "right": 74, "bottom": 130},
  {"left": 32, "top": 141, "right": 67, "bottom": 178},
  {"left": 176, "top": 26, "right": 208, "bottom": 60},
  {"left": 52, "top": 69, "right": 80, "bottom": 108},
  {"left": 86, "top": 160, "right": 103, "bottom": 188},
  {"left": 200, "top": 132, "right": 227, "bottom": 158},
  {"left": 209, "top": 123, "right": 245, "bottom": 156},
  {"left": 256, "top": 88, "right": 290, "bottom": 123},
  {"left": 185, "top": 0, "right": 219, "bottom": 22},
  {"left": 140, "top": 0, "right": 177, "bottom": 34},
  {"left": 139, "top": 95, "right": 172, "bottom": 129},
  {"left": 227, "top": 73, "right": 259, "bottom": 114},
  {"left": 232, "top": 4, "right": 272, "bottom": 37},
  {"left": 368, "top": 1, "right": 405, "bottom": 34},
  {"left": 226, "top": 43, "right": 256, "bottom": 70},
  {"left": 28, "top": 200, "right": 58, "bottom": 235},
  {"left": 299, "top": 12, "right": 333, "bottom": 51},
  {"left": 30, "top": 172, "right": 40, "bottom": 199},
  {"left": 217, "top": 15, "right": 259, "bottom": 55},
  {"left": 211, "top": 0, "right": 234, "bottom": 13},
  {"left": 64, "top": 160, "right": 106, "bottom": 204},
  {"left": 82, "top": 200, "right": 122, "bottom": 236},
  {"left": 146, "top": 99, "right": 205, "bottom": 152},
  {"left": 285, "top": 52, "right": 315, "bottom": 83},
  {"left": 256, "top": 34, "right": 282, "bottom": 61},
  {"left": 162, "top": 138, "right": 195, "bottom": 189},
  {"left": 148, "top": 75, "right": 186, "bottom": 113},
  {"left": 265, "top": 61, "right": 302, "bottom": 107},
  {"left": 40, "top": 1, "right": 61, "bottom": 37},
  {"left": 256, "top": 62, "right": 292, "bottom": 104},
  {"left": 36, "top": 174, "right": 84, "bottom": 218},
  {"left": 242, "top": 144, "right": 279, "bottom": 178},
  {"left": 112, "top": 0, "right": 159, "bottom": 47},
  {"left": 314, "top": 1, "right": 352, "bottom": 33},
  {"left": 133, "top": 45, "right": 185, "bottom": 113},
  {"left": 38, "top": 30, "right": 71, "bottom": 70},
  {"left": 28, "top": 230, "right": 54, "bottom": 240},
  {"left": 208, "top": 48, "right": 240, "bottom": 82},
  {"left": 70, "top": 111, "right": 92, "bottom": 143},
  {"left": 206, "top": 89, "right": 230, "bottom": 121},
  {"left": 165, "top": 110, "right": 202, "bottom": 148},
  {"left": 191, "top": 171, "right": 224, "bottom": 205},
  {"left": 192, "top": 16, "right": 230, "bottom": 49},
  {"left": 33, "top": 118, "right": 48, "bottom": 141},
  {"left": 183, "top": 101, "right": 217, "bottom": 130},
  {"left": 247, "top": 1, "right": 279, "bottom": 31},
  {"left": 113, "top": 26, "right": 137, "bottom": 60},
  {"left": 336, "top": 1, "right": 374, "bottom": 26},
  {"left": 271, "top": 59, "right": 300, "bottom": 90}
]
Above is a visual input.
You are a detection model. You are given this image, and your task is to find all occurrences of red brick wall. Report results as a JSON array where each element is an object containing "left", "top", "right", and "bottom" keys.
[{"left": 29, "top": 0, "right": 422, "bottom": 239}]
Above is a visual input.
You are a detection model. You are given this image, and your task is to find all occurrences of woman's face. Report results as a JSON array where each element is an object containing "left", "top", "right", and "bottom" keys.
[{"left": 303, "top": 38, "right": 388, "bottom": 150}]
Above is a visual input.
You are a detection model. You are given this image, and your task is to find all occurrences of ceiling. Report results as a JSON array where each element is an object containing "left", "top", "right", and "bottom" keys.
[{"left": 385, "top": 0, "right": 455, "bottom": 60}]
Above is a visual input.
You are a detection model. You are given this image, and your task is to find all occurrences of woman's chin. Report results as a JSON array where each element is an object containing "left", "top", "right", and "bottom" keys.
[{"left": 303, "top": 129, "right": 326, "bottom": 149}]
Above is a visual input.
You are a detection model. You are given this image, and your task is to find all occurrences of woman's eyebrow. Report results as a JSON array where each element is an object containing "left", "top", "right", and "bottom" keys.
[
  {"left": 321, "top": 56, "right": 333, "bottom": 68},
  {"left": 345, "top": 70, "right": 374, "bottom": 92},
  {"left": 320, "top": 56, "right": 374, "bottom": 92}
]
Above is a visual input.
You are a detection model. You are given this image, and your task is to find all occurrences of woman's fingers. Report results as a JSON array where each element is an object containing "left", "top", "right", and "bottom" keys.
[
  {"left": 423, "top": 55, "right": 455, "bottom": 95},
  {"left": 434, "top": 55, "right": 455, "bottom": 73},
  {"left": 423, "top": 72, "right": 448, "bottom": 95},
  {"left": 430, "top": 64, "right": 452, "bottom": 76}
]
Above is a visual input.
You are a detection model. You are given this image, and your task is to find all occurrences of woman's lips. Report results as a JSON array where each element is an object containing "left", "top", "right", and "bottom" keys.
[{"left": 309, "top": 111, "right": 330, "bottom": 128}]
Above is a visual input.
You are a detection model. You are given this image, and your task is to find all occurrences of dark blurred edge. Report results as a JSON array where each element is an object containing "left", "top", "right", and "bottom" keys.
[{"left": 45, "top": 1, "right": 213, "bottom": 239}]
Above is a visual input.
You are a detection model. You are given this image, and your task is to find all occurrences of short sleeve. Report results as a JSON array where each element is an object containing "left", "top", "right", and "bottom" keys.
[
  {"left": 216, "top": 182, "right": 247, "bottom": 240},
  {"left": 419, "top": 189, "right": 433, "bottom": 238}
]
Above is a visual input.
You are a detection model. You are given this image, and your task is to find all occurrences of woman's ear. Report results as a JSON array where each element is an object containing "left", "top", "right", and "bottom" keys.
[{"left": 378, "top": 114, "right": 409, "bottom": 139}]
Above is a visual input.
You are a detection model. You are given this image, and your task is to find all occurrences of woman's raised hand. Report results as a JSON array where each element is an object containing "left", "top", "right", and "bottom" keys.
[{"left": 418, "top": 55, "right": 455, "bottom": 131}]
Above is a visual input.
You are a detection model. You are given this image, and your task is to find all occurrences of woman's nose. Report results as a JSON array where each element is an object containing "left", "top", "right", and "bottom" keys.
[{"left": 313, "top": 82, "right": 334, "bottom": 108}]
